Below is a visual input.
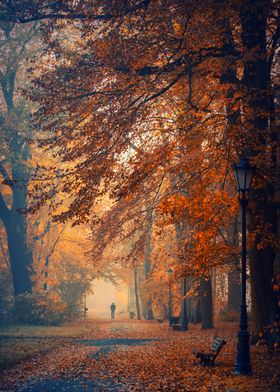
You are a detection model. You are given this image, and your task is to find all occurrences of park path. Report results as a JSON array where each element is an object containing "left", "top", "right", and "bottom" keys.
[
  {"left": 1, "top": 320, "right": 166, "bottom": 391},
  {"left": 1, "top": 319, "right": 279, "bottom": 391}
]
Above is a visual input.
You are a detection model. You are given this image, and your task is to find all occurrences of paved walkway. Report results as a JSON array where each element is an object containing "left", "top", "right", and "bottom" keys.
[
  {"left": 1, "top": 320, "right": 279, "bottom": 392},
  {"left": 20, "top": 337, "right": 157, "bottom": 391}
]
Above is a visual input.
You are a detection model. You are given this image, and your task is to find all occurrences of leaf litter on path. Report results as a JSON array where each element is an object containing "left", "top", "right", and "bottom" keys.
[{"left": 0, "top": 320, "right": 279, "bottom": 391}]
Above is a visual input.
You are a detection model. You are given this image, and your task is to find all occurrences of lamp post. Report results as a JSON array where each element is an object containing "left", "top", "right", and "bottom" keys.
[
  {"left": 233, "top": 155, "right": 255, "bottom": 375},
  {"left": 167, "top": 268, "right": 173, "bottom": 325}
]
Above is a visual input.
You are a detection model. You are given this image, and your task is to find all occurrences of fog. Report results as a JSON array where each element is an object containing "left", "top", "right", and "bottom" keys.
[{"left": 87, "top": 280, "right": 128, "bottom": 319}]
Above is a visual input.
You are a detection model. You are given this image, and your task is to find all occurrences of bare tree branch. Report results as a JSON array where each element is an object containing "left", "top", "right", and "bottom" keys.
[{"left": 33, "top": 220, "right": 51, "bottom": 242}]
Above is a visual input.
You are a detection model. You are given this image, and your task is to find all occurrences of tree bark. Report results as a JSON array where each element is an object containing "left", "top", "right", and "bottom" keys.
[
  {"left": 3, "top": 183, "right": 33, "bottom": 295},
  {"left": 228, "top": 268, "right": 241, "bottom": 312},
  {"left": 142, "top": 207, "right": 154, "bottom": 320},
  {"left": 228, "top": 220, "right": 241, "bottom": 312},
  {"left": 240, "top": 0, "right": 278, "bottom": 333},
  {"left": 191, "top": 296, "right": 202, "bottom": 324},
  {"left": 127, "top": 284, "right": 135, "bottom": 312},
  {"left": 200, "top": 276, "right": 213, "bottom": 329},
  {"left": 134, "top": 265, "right": 141, "bottom": 320},
  {"left": 0, "top": 24, "right": 36, "bottom": 297}
]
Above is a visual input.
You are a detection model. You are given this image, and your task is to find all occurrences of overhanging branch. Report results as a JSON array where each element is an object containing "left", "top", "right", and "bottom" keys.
[{"left": 0, "top": 0, "right": 151, "bottom": 24}]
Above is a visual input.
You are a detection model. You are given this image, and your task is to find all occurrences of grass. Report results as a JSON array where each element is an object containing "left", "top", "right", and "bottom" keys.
[
  {"left": 0, "top": 338, "right": 64, "bottom": 368},
  {"left": 0, "top": 320, "right": 95, "bottom": 338},
  {"left": 0, "top": 320, "right": 96, "bottom": 368}
]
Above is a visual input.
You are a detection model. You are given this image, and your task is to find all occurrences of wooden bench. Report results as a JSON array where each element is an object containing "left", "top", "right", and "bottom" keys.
[
  {"left": 193, "top": 336, "right": 226, "bottom": 366},
  {"left": 170, "top": 316, "right": 183, "bottom": 331}
]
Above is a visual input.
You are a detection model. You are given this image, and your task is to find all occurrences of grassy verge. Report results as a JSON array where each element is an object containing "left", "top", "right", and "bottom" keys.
[
  {"left": 0, "top": 320, "right": 95, "bottom": 338},
  {"left": 0, "top": 338, "right": 66, "bottom": 368},
  {"left": 0, "top": 320, "right": 95, "bottom": 368}
]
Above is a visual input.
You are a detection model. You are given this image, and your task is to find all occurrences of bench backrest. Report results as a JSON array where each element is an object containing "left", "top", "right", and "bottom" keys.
[{"left": 210, "top": 337, "right": 226, "bottom": 360}]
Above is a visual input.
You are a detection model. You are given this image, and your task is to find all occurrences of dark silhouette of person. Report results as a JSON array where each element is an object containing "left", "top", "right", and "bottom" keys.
[{"left": 110, "top": 302, "right": 116, "bottom": 320}]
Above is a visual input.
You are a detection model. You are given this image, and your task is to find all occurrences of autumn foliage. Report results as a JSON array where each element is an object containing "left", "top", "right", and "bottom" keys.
[{"left": 0, "top": 0, "right": 279, "bottom": 344}]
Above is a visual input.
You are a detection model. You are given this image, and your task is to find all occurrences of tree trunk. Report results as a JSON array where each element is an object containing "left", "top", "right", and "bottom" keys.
[
  {"left": 240, "top": 0, "right": 278, "bottom": 334},
  {"left": 142, "top": 207, "right": 154, "bottom": 320},
  {"left": 179, "top": 275, "right": 191, "bottom": 329},
  {"left": 0, "top": 26, "right": 34, "bottom": 297},
  {"left": 200, "top": 276, "right": 213, "bottom": 329},
  {"left": 127, "top": 284, "right": 135, "bottom": 312},
  {"left": 228, "top": 220, "right": 241, "bottom": 312},
  {"left": 219, "top": 21, "right": 242, "bottom": 314},
  {"left": 134, "top": 265, "right": 141, "bottom": 320},
  {"left": 228, "top": 268, "right": 241, "bottom": 312},
  {"left": 1, "top": 177, "right": 33, "bottom": 296},
  {"left": 6, "top": 220, "right": 32, "bottom": 296},
  {"left": 191, "top": 296, "right": 202, "bottom": 324},
  {"left": 142, "top": 299, "right": 154, "bottom": 320}
]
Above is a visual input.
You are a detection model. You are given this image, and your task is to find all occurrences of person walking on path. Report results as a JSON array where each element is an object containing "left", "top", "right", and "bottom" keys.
[{"left": 110, "top": 302, "right": 116, "bottom": 320}]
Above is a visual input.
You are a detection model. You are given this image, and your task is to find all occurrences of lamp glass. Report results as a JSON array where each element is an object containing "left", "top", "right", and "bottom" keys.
[{"left": 233, "top": 156, "right": 254, "bottom": 193}]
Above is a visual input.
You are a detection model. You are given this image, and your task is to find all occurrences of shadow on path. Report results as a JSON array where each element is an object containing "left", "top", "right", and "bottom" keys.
[{"left": 77, "top": 337, "right": 156, "bottom": 360}]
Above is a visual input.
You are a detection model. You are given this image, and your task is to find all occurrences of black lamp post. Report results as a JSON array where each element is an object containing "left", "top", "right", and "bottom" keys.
[
  {"left": 233, "top": 155, "right": 255, "bottom": 375},
  {"left": 167, "top": 268, "right": 173, "bottom": 325}
]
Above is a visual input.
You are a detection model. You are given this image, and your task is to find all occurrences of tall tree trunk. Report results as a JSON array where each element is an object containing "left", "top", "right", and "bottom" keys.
[
  {"left": 191, "top": 296, "right": 202, "bottom": 324},
  {"left": 220, "top": 20, "right": 242, "bottom": 314},
  {"left": 228, "top": 220, "right": 241, "bottom": 312},
  {"left": 127, "top": 284, "right": 135, "bottom": 312},
  {"left": 170, "top": 173, "right": 192, "bottom": 327},
  {"left": 142, "top": 207, "right": 154, "bottom": 320},
  {"left": 0, "top": 25, "right": 34, "bottom": 297},
  {"left": 134, "top": 265, "right": 141, "bottom": 320},
  {"left": 6, "top": 219, "right": 32, "bottom": 296},
  {"left": 173, "top": 220, "right": 190, "bottom": 328},
  {"left": 240, "top": 0, "right": 277, "bottom": 334},
  {"left": 1, "top": 175, "right": 32, "bottom": 296},
  {"left": 200, "top": 276, "right": 213, "bottom": 329},
  {"left": 228, "top": 268, "right": 241, "bottom": 312}
]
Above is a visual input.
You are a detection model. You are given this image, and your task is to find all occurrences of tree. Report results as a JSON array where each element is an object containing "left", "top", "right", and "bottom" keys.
[
  {"left": 0, "top": 22, "right": 41, "bottom": 295},
  {"left": 199, "top": 276, "right": 214, "bottom": 329},
  {"left": 239, "top": 0, "right": 279, "bottom": 334},
  {"left": 24, "top": 0, "right": 280, "bottom": 333},
  {"left": 140, "top": 207, "right": 154, "bottom": 319}
]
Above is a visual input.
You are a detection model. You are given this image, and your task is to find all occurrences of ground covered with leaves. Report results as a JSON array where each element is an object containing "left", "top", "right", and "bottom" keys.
[
  {"left": 0, "top": 321, "right": 98, "bottom": 368},
  {"left": 0, "top": 320, "right": 279, "bottom": 391}
]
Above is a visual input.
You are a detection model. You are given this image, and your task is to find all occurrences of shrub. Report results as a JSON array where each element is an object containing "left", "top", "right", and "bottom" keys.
[
  {"left": 0, "top": 269, "right": 14, "bottom": 324},
  {"left": 14, "top": 292, "right": 69, "bottom": 325}
]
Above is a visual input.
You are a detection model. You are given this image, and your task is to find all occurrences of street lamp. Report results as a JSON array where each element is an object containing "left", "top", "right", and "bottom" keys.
[
  {"left": 233, "top": 155, "right": 255, "bottom": 375},
  {"left": 167, "top": 268, "right": 173, "bottom": 325}
]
